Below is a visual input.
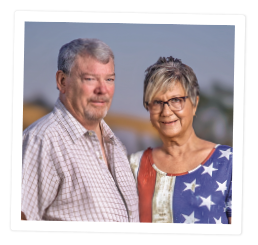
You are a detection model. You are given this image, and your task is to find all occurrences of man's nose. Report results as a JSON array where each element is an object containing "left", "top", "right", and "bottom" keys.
[{"left": 94, "top": 79, "right": 108, "bottom": 94}]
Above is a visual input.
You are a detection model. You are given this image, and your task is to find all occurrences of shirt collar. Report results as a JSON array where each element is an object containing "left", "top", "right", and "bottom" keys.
[
  {"left": 100, "top": 119, "right": 115, "bottom": 144},
  {"left": 54, "top": 99, "right": 88, "bottom": 143},
  {"left": 53, "top": 99, "right": 116, "bottom": 144}
]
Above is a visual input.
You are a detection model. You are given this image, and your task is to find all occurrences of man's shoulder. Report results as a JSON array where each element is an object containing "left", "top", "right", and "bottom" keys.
[
  {"left": 114, "top": 135, "right": 128, "bottom": 155},
  {"left": 101, "top": 119, "right": 127, "bottom": 154},
  {"left": 23, "top": 110, "right": 61, "bottom": 141}
]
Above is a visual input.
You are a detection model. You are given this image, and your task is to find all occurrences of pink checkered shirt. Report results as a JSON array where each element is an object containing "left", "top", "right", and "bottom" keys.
[{"left": 22, "top": 99, "right": 139, "bottom": 221}]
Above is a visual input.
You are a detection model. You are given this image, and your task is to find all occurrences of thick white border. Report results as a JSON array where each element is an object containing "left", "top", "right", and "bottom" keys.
[{"left": 11, "top": 11, "right": 245, "bottom": 235}]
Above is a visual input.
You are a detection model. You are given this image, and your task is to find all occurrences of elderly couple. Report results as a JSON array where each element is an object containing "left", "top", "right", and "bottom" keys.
[{"left": 21, "top": 38, "right": 232, "bottom": 224}]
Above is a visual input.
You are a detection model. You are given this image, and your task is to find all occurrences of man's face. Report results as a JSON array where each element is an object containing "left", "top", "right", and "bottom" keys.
[{"left": 60, "top": 55, "right": 115, "bottom": 124}]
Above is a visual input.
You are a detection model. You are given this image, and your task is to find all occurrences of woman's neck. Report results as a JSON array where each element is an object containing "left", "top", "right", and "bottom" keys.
[{"left": 160, "top": 128, "right": 201, "bottom": 158}]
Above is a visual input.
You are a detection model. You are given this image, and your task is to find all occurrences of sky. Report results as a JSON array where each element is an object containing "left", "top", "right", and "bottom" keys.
[{"left": 24, "top": 22, "right": 235, "bottom": 119}]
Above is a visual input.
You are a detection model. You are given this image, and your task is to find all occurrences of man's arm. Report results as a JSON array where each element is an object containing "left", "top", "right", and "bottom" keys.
[
  {"left": 22, "top": 134, "right": 60, "bottom": 220},
  {"left": 228, "top": 217, "right": 231, "bottom": 224}
]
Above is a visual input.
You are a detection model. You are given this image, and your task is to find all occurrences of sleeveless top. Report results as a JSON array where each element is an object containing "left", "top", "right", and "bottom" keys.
[{"left": 129, "top": 144, "right": 232, "bottom": 223}]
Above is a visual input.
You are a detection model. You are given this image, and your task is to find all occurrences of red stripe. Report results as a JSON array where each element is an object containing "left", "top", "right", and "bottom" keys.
[
  {"left": 201, "top": 148, "right": 216, "bottom": 165},
  {"left": 167, "top": 171, "right": 188, "bottom": 177},
  {"left": 137, "top": 148, "right": 156, "bottom": 223}
]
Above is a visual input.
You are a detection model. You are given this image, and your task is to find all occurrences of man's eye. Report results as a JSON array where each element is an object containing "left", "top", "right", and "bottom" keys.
[{"left": 106, "top": 78, "right": 114, "bottom": 82}]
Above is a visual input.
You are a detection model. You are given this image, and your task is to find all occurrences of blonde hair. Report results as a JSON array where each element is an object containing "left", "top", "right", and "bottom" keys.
[{"left": 143, "top": 56, "right": 200, "bottom": 110}]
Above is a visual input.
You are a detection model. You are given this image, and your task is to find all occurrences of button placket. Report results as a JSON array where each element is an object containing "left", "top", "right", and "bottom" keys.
[
  {"left": 95, "top": 150, "right": 104, "bottom": 161},
  {"left": 87, "top": 131, "right": 120, "bottom": 194},
  {"left": 90, "top": 131, "right": 113, "bottom": 179}
]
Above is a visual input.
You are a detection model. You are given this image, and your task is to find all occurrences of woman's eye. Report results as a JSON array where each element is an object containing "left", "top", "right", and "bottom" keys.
[
  {"left": 171, "top": 97, "right": 181, "bottom": 103},
  {"left": 153, "top": 100, "right": 161, "bottom": 105}
]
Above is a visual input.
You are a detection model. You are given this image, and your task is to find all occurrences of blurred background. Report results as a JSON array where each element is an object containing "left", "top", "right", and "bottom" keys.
[{"left": 23, "top": 22, "right": 234, "bottom": 155}]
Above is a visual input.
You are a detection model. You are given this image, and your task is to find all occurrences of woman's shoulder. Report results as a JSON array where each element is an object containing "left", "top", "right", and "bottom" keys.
[
  {"left": 197, "top": 140, "right": 232, "bottom": 167},
  {"left": 129, "top": 149, "right": 149, "bottom": 166},
  {"left": 129, "top": 148, "right": 152, "bottom": 180},
  {"left": 211, "top": 144, "right": 233, "bottom": 163},
  {"left": 200, "top": 140, "right": 232, "bottom": 157},
  {"left": 214, "top": 144, "right": 233, "bottom": 154},
  {"left": 215, "top": 144, "right": 232, "bottom": 150}
]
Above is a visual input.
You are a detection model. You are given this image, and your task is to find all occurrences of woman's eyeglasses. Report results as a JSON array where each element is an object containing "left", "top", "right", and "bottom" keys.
[{"left": 146, "top": 96, "right": 189, "bottom": 113}]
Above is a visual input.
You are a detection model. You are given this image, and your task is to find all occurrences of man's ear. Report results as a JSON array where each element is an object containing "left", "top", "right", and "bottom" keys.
[{"left": 56, "top": 70, "right": 67, "bottom": 94}]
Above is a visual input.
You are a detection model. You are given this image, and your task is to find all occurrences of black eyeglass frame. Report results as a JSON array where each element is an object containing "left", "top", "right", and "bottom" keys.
[{"left": 145, "top": 96, "right": 189, "bottom": 112}]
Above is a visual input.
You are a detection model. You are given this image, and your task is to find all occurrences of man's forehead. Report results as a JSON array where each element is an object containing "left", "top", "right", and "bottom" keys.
[
  {"left": 72, "top": 55, "right": 115, "bottom": 74},
  {"left": 75, "top": 53, "right": 114, "bottom": 65}
]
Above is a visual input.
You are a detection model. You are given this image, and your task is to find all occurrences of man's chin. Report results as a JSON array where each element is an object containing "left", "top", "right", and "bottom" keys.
[{"left": 84, "top": 110, "right": 107, "bottom": 122}]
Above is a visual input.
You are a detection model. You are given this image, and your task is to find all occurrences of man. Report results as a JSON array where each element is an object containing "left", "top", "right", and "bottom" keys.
[{"left": 21, "top": 38, "right": 139, "bottom": 221}]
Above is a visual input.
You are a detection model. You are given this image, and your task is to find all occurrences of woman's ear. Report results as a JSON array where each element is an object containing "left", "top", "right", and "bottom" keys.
[
  {"left": 193, "top": 96, "right": 199, "bottom": 116},
  {"left": 56, "top": 70, "right": 67, "bottom": 94}
]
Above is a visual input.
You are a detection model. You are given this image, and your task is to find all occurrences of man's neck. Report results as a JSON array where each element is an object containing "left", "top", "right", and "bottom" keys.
[
  {"left": 59, "top": 97, "right": 108, "bottom": 166},
  {"left": 59, "top": 96, "right": 101, "bottom": 132}
]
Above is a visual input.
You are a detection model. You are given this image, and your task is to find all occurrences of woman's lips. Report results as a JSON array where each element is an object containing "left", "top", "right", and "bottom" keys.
[{"left": 161, "top": 119, "right": 178, "bottom": 125}]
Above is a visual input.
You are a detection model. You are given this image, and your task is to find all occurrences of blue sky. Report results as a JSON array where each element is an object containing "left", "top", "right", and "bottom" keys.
[{"left": 24, "top": 22, "right": 235, "bottom": 118}]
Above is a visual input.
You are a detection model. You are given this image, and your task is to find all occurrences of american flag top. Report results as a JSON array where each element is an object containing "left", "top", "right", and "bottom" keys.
[{"left": 129, "top": 144, "right": 232, "bottom": 224}]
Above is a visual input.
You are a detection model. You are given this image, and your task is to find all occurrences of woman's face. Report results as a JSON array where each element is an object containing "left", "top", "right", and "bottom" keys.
[{"left": 149, "top": 82, "right": 198, "bottom": 141}]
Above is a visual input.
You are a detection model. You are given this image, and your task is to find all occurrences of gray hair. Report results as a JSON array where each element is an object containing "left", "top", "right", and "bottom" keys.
[
  {"left": 143, "top": 56, "right": 200, "bottom": 109},
  {"left": 57, "top": 38, "right": 114, "bottom": 75}
]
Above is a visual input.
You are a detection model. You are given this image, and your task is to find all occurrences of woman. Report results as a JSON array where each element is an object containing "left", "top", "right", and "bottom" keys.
[{"left": 129, "top": 56, "right": 232, "bottom": 224}]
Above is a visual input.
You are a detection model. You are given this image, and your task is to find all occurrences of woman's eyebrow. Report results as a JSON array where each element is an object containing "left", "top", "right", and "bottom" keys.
[
  {"left": 169, "top": 95, "right": 185, "bottom": 98},
  {"left": 154, "top": 95, "right": 184, "bottom": 100}
]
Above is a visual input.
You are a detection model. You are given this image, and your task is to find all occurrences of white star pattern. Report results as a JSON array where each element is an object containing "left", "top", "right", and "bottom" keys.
[
  {"left": 199, "top": 195, "right": 215, "bottom": 210},
  {"left": 183, "top": 179, "right": 200, "bottom": 193},
  {"left": 216, "top": 180, "right": 227, "bottom": 195},
  {"left": 218, "top": 149, "right": 232, "bottom": 160},
  {"left": 214, "top": 216, "right": 222, "bottom": 224},
  {"left": 201, "top": 162, "right": 218, "bottom": 177},
  {"left": 182, "top": 211, "right": 200, "bottom": 224}
]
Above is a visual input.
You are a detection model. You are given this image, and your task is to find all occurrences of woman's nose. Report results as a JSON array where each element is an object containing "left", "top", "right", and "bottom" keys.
[{"left": 161, "top": 103, "right": 174, "bottom": 116}]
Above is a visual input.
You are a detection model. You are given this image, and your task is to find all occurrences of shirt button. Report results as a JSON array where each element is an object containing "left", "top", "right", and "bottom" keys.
[
  {"left": 89, "top": 132, "right": 92, "bottom": 136},
  {"left": 99, "top": 156, "right": 103, "bottom": 160}
]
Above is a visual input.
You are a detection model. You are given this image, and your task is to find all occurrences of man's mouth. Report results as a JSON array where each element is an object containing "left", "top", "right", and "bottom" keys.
[
  {"left": 89, "top": 97, "right": 109, "bottom": 105},
  {"left": 91, "top": 100, "right": 106, "bottom": 103},
  {"left": 161, "top": 119, "right": 178, "bottom": 125},
  {"left": 90, "top": 101, "right": 108, "bottom": 107}
]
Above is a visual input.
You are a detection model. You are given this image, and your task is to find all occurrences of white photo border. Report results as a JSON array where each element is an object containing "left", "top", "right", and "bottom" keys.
[{"left": 11, "top": 11, "right": 245, "bottom": 234}]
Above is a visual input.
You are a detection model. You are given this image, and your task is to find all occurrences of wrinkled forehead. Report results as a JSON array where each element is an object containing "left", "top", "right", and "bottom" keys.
[{"left": 71, "top": 54, "right": 114, "bottom": 74}]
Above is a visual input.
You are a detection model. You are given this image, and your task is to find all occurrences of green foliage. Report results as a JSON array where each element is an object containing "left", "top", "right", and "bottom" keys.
[{"left": 194, "top": 83, "right": 233, "bottom": 146}]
